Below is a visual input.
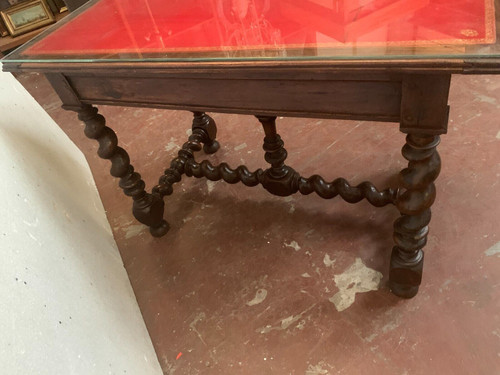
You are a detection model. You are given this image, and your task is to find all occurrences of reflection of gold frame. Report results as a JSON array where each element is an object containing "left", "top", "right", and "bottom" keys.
[
  {"left": 0, "top": 17, "right": 9, "bottom": 37},
  {"left": 0, "top": 0, "right": 54, "bottom": 37}
]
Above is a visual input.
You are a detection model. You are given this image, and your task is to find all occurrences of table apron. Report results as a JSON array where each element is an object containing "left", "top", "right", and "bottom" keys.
[{"left": 46, "top": 72, "right": 451, "bottom": 134}]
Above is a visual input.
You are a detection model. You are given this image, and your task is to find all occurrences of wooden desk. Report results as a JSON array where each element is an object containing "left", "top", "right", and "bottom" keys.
[{"left": 3, "top": 0, "right": 500, "bottom": 299}]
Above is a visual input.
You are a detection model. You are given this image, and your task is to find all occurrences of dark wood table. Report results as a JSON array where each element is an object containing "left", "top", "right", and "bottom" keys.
[{"left": 3, "top": 0, "right": 500, "bottom": 299}]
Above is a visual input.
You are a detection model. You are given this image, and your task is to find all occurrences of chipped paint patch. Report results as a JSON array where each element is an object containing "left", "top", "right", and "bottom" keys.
[
  {"left": 496, "top": 130, "right": 500, "bottom": 139},
  {"left": 364, "top": 333, "right": 378, "bottom": 343},
  {"left": 257, "top": 325, "right": 274, "bottom": 334},
  {"left": 284, "top": 240, "right": 301, "bottom": 251},
  {"left": 485, "top": 242, "right": 500, "bottom": 257},
  {"left": 305, "top": 362, "right": 330, "bottom": 375},
  {"left": 323, "top": 254, "right": 336, "bottom": 268},
  {"left": 256, "top": 303, "right": 316, "bottom": 334},
  {"left": 473, "top": 93, "right": 497, "bottom": 104},
  {"left": 123, "top": 224, "right": 145, "bottom": 239},
  {"left": 301, "top": 273, "right": 312, "bottom": 278},
  {"left": 381, "top": 321, "right": 400, "bottom": 333},
  {"left": 247, "top": 289, "right": 268, "bottom": 306},
  {"left": 329, "top": 258, "right": 382, "bottom": 312},
  {"left": 206, "top": 180, "right": 217, "bottom": 193},
  {"left": 164, "top": 137, "right": 179, "bottom": 152},
  {"left": 296, "top": 320, "right": 306, "bottom": 330},
  {"left": 161, "top": 354, "right": 179, "bottom": 375},
  {"left": 234, "top": 142, "right": 247, "bottom": 151},
  {"left": 439, "top": 279, "right": 452, "bottom": 293},
  {"left": 189, "top": 312, "right": 207, "bottom": 346},
  {"left": 281, "top": 314, "right": 301, "bottom": 330}
]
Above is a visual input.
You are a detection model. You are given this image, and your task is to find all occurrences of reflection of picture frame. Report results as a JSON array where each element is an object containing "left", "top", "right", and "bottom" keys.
[
  {"left": 1, "top": 0, "right": 55, "bottom": 37},
  {"left": 0, "top": 17, "right": 8, "bottom": 36}
]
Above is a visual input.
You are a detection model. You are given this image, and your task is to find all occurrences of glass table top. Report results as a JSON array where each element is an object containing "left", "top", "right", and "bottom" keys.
[{"left": 3, "top": 0, "right": 500, "bottom": 63}]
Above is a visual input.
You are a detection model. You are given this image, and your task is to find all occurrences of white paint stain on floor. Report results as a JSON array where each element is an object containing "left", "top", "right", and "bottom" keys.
[
  {"left": 439, "top": 279, "right": 452, "bottom": 293},
  {"left": 164, "top": 137, "right": 179, "bottom": 152},
  {"left": 247, "top": 289, "right": 268, "bottom": 306},
  {"left": 305, "top": 362, "right": 330, "bottom": 375},
  {"left": 329, "top": 258, "right": 383, "bottom": 312},
  {"left": 296, "top": 320, "right": 306, "bottom": 330},
  {"left": 381, "top": 321, "right": 400, "bottom": 333},
  {"left": 485, "top": 242, "right": 500, "bottom": 257},
  {"left": 323, "top": 254, "right": 336, "bottom": 268},
  {"left": 206, "top": 180, "right": 217, "bottom": 193},
  {"left": 280, "top": 314, "right": 302, "bottom": 330},
  {"left": 256, "top": 303, "right": 316, "bottom": 334},
  {"left": 161, "top": 354, "right": 179, "bottom": 375},
  {"left": 473, "top": 93, "right": 497, "bottom": 105},
  {"left": 283, "top": 196, "right": 296, "bottom": 213},
  {"left": 189, "top": 312, "right": 207, "bottom": 346},
  {"left": 234, "top": 142, "right": 247, "bottom": 151},
  {"left": 363, "top": 333, "right": 378, "bottom": 343},
  {"left": 123, "top": 224, "right": 146, "bottom": 239},
  {"left": 284, "top": 240, "right": 301, "bottom": 251}
]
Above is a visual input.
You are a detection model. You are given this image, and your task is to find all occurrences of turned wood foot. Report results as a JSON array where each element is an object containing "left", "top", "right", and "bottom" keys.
[
  {"left": 389, "top": 134, "right": 441, "bottom": 298},
  {"left": 192, "top": 112, "right": 220, "bottom": 154},
  {"left": 75, "top": 104, "right": 168, "bottom": 236},
  {"left": 132, "top": 193, "right": 170, "bottom": 237},
  {"left": 149, "top": 220, "right": 170, "bottom": 237},
  {"left": 256, "top": 115, "right": 299, "bottom": 196}
]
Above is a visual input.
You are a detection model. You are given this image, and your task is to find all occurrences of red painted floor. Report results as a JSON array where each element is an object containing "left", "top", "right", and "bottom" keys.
[{"left": 17, "top": 72, "right": 500, "bottom": 374}]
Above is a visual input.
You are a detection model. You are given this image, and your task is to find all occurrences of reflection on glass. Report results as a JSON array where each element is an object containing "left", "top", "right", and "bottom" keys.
[
  {"left": 10, "top": 4, "right": 47, "bottom": 28},
  {"left": 7, "top": 0, "right": 498, "bottom": 61}
]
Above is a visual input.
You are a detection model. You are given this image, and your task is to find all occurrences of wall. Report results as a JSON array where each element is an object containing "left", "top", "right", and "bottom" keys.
[{"left": 0, "top": 69, "right": 162, "bottom": 375}]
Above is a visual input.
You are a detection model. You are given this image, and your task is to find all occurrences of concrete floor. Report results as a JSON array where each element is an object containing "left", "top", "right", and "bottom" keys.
[{"left": 16, "top": 72, "right": 500, "bottom": 374}]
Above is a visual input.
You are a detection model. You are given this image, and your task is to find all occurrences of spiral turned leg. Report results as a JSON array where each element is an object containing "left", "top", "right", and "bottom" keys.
[
  {"left": 192, "top": 112, "right": 220, "bottom": 154},
  {"left": 152, "top": 120, "right": 210, "bottom": 201},
  {"left": 256, "top": 116, "right": 299, "bottom": 196},
  {"left": 76, "top": 105, "right": 168, "bottom": 237},
  {"left": 389, "top": 134, "right": 441, "bottom": 298}
]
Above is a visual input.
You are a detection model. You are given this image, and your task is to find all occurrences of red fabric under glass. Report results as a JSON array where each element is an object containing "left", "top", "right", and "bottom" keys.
[{"left": 23, "top": 0, "right": 496, "bottom": 57}]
